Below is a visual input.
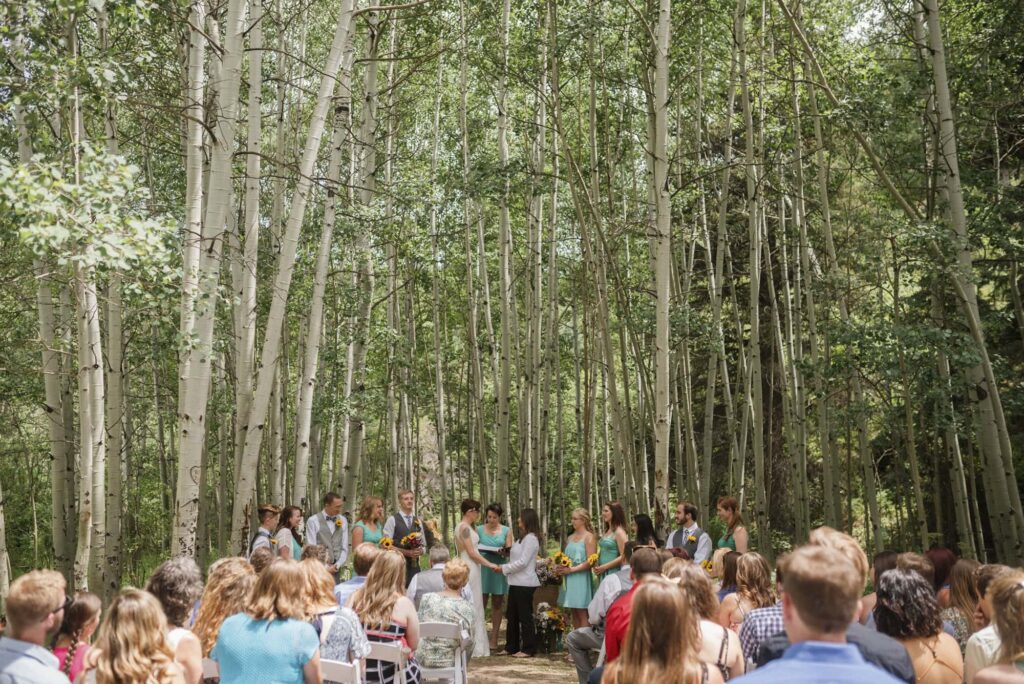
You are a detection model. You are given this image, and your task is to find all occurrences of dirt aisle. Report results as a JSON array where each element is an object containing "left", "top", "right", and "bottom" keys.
[{"left": 468, "top": 653, "right": 576, "bottom": 683}]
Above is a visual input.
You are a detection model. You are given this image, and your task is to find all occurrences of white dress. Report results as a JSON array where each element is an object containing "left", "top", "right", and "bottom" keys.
[{"left": 456, "top": 521, "right": 490, "bottom": 657}]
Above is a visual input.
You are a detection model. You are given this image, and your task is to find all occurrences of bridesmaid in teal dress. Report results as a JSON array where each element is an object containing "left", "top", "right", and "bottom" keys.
[
  {"left": 478, "top": 503, "right": 514, "bottom": 649},
  {"left": 352, "top": 496, "right": 385, "bottom": 547},
  {"left": 558, "top": 508, "right": 598, "bottom": 629},
  {"left": 715, "top": 495, "right": 749, "bottom": 553},
  {"left": 593, "top": 501, "right": 628, "bottom": 583}
]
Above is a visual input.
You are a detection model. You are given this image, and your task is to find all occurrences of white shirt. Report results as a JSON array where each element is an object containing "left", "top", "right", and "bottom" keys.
[
  {"left": 965, "top": 624, "right": 1001, "bottom": 683},
  {"left": 665, "top": 524, "right": 713, "bottom": 563},
  {"left": 305, "top": 511, "right": 349, "bottom": 567},
  {"left": 502, "top": 533, "right": 540, "bottom": 587},
  {"left": 249, "top": 526, "right": 273, "bottom": 557},
  {"left": 588, "top": 565, "right": 630, "bottom": 626},
  {"left": 382, "top": 510, "right": 417, "bottom": 539},
  {"left": 406, "top": 563, "right": 474, "bottom": 603}
]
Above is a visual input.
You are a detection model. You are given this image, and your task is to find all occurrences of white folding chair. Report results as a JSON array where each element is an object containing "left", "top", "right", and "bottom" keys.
[
  {"left": 368, "top": 641, "right": 407, "bottom": 680},
  {"left": 201, "top": 658, "right": 220, "bottom": 678},
  {"left": 320, "top": 658, "right": 360, "bottom": 683},
  {"left": 595, "top": 640, "right": 607, "bottom": 667},
  {"left": 417, "top": 622, "right": 471, "bottom": 684}
]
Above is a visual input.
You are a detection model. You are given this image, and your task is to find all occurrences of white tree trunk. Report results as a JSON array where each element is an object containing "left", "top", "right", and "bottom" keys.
[
  {"left": 229, "top": 0, "right": 357, "bottom": 549},
  {"left": 174, "top": 0, "right": 247, "bottom": 557},
  {"left": 495, "top": 0, "right": 513, "bottom": 513},
  {"left": 651, "top": 0, "right": 672, "bottom": 530}
]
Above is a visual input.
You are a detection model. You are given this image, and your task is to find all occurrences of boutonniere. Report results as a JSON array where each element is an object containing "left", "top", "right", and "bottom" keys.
[
  {"left": 270, "top": 538, "right": 278, "bottom": 546},
  {"left": 687, "top": 534, "right": 697, "bottom": 543},
  {"left": 334, "top": 516, "right": 344, "bottom": 526}
]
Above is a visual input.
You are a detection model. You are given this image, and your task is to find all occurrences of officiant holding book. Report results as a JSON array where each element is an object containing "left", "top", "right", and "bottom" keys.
[{"left": 478, "top": 502, "right": 514, "bottom": 650}]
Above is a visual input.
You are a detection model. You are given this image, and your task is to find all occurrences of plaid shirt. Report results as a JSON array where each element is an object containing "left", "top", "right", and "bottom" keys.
[{"left": 740, "top": 602, "right": 784, "bottom": 662}]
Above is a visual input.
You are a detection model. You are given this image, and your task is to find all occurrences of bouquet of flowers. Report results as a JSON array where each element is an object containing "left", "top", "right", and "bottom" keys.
[
  {"left": 535, "top": 557, "right": 562, "bottom": 586},
  {"left": 380, "top": 537, "right": 395, "bottom": 550},
  {"left": 587, "top": 553, "right": 599, "bottom": 567},
  {"left": 534, "top": 603, "right": 569, "bottom": 636},
  {"left": 552, "top": 551, "right": 572, "bottom": 569},
  {"left": 700, "top": 558, "right": 714, "bottom": 574},
  {"left": 401, "top": 531, "right": 424, "bottom": 551}
]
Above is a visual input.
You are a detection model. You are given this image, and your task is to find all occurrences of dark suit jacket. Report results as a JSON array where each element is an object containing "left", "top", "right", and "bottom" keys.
[{"left": 755, "top": 622, "right": 916, "bottom": 684}]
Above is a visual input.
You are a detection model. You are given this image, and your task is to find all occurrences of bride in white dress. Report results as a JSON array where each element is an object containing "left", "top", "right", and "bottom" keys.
[{"left": 455, "top": 501, "right": 498, "bottom": 658}]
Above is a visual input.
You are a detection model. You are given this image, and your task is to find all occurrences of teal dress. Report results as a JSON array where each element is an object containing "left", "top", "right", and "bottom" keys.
[
  {"left": 354, "top": 520, "right": 383, "bottom": 545},
  {"left": 597, "top": 534, "right": 620, "bottom": 582},
  {"left": 558, "top": 538, "right": 594, "bottom": 609},
  {"left": 718, "top": 530, "right": 737, "bottom": 551},
  {"left": 477, "top": 524, "right": 509, "bottom": 595}
]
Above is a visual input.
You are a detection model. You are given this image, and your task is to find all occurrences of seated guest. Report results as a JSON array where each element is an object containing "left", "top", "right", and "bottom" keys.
[
  {"left": 888, "top": 553, "right": 958, "bottom": 639},
  {"left": 974, "top": 570, "right": 1024, "bottom": 684},
  {"left": 717, "top": 550, "right": 741, "bottom": 602},
  {"left": 0, "top": 570, "right": 72, "bottom": 684},
  {"left": 336, "top": 542, "right": 380, "bottom": 607},
  {"left": 321, "top": 605, "right": 370, "bottom": 684},
  {"left": 303, "top": 558, "right": 344, "bottom": 639},
  {"left": 874, "top": 569, "right": 963, "bottom": 683},
  {"left": 565, "top": 542, "right": 635, "bottom": 684},
  {"left": 664, "top": 558, "right": 743, "bottom": 680},
  {"left": 739, "top": 545, "right": 904, "bottom": 684},
  {"left": 248, "top": 547, "right": 274, "bottom": 575},
  {"left": 192, "top": 557, "right": 256, "bottom": 658},
  {"left": 51, "top": 591, "right": 101, "bottom": 682},
  {"left": 860, "top": 550, "right": 898, "bottom": 624},
  {"left": 84, "top": 589, "right": 186, "bottom": 684},
  {"left": 941, "top": 559, "right": 981, "bottom": 655},
  {"left": 211, "top": 559, "right": 322, "bottom": 683},
  {"left": 966, "top": 565, "right": 1014, "bottom": 683},
  {"left": 719, "top": 552, "right": 774, "bottom": 632},
  {"left": 146, "top": 556, "right": 204, "bottom": 684},
  {"left": 926, "top": 547, "right": 957, "bottom": 606},
  {"left": 347, "top": 549, "right": 422, "bottom": 683},
  {"left": 739, "top": 562, "right": 784, "bottom": 665},
  {"left": 416, "top": 558, "right": 476, "bottom": 668},
  {"left": 755, "top": 527, "right": 915, "bottom": 684},
  {"left": 602, "top": 547, "right": 664, "bottom": 664},
  {"left": 301, "top": 544, "right": 330, "bottom": 565},
  {"left": 600, "top": 577, "right": 723, "bottom": 684},
  {"left": 407, "top": 545, "right": 473, "bottom": 609}
]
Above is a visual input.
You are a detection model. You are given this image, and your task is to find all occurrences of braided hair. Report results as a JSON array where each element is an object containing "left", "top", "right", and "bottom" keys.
[{"left": 51, "top": 591, "right": 102, "bottom": 676}]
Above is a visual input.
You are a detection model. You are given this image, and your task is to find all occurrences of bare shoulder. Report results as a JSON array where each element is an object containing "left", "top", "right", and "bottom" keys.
[
  {"left": 975, "top": 666, "right": 1024, "bottom": 684},
  {"left": 704, "top": 663, "right": 726, "bottom": 684}
]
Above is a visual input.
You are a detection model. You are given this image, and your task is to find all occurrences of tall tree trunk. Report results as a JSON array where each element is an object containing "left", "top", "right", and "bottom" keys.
[
  {"left": 651, "top": 0, "right": 672, "bottom": 532},
  {"left": 174, "top": 0, "right": 247, "bottom": 557},
  {"left": 229, "top": 0, "right": 357, "bottom": 550}
]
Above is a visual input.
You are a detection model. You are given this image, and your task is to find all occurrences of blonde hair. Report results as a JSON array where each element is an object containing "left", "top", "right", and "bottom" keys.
[
  {"left": 602, "top": 578, "right": 704, "bottom": 684},
  {"left": 6, "top": 569, "right": 65, "bottom": 633},
  {"left": 353, "top": 550, "right": 406, "bottom": 630},
  {"left": 663, "top": 559, "right": 718, "bottom": 620},
  {"left": 781, "top": 546, "right": 862, "bottom": 634},
  {"left": 443, "top": 558, "right": 471, "bottom": 591},
  {"left": 301, "top": 558, "right": 338, "bottom": 617},
  {"left": 358, "top": 496, "right": 383, "bottom": 524},
  {"left": 192, "top": 557, "right": 255, "bottom": 656},
  {"left": 570, "top": 508, "right": 595, "bottom": 534},
  {"left": 990, "top": 570, "right": 1024, "bottom": 664},
  {"left": 248, "top": 559, "right": 308, "bottom": 621},
  {"left": 809, "top": 526, "right": 869, "bottom": 589},
  {"left": 710, "top": 547, "right": 730, "bottom": 579},
  {"left": 92, "top": 589, "right": 178, "bottom": 684},
  {"left": 736, "top": 553, "right": 776, "bottom": 609}
]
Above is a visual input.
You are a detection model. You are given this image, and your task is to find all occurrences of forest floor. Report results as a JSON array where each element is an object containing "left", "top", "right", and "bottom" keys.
[{"left": 468, "top": 652, "right": 576, "bottom": 683}]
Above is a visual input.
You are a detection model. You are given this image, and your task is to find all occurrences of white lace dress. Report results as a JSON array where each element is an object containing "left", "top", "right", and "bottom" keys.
[{"left": 455, "top": 521, "right": 490, "bottom": 657}]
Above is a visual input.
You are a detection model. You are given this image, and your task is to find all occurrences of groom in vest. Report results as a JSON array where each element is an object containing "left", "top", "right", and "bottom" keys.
[
  {"left": 306, "top": 492, "right": 349, "bottom": 582},
  {"left": 665, "top": 501, "right": 712, "bottom": 563},
  {"left": 382, "top": 489, "right": 435, "bottom": 587}
]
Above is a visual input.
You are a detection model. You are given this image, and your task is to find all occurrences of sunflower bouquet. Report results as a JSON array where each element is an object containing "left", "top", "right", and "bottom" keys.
[
  {"left": 380, "top": 537, "right": 395, "bottom": 550},
  {"left": 587, "top": 553, "right": 599, "bottom": 567},
  {"left": 400, "top": 531, "right": 424, "bottom": 551},
  {"left": 700, "top": 558, "right": 714, "bottom": 573},
  {"left": 534, "top": 603, "right": 569, "bottom": 635},
  {"left": 553, "top": 551, "right": 572, "bottom": 568}
]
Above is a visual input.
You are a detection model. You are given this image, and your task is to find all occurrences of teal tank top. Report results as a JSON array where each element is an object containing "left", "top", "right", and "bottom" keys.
[{"left": 354, "top": 520, "right": 383, "bottom": 545}]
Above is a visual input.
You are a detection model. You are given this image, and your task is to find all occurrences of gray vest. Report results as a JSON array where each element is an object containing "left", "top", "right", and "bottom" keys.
[
  {"left": 392, "top": 512, "right": 420, "bottom": 582},
  {"left": 670, "top": 525, "right": 703, "bottom": 559},
  {"left": 412, "top": 566, "right": 445, "bottom": 608},
  {"left": 316, "top": 512, "right": 345, "bottom": 564}
]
